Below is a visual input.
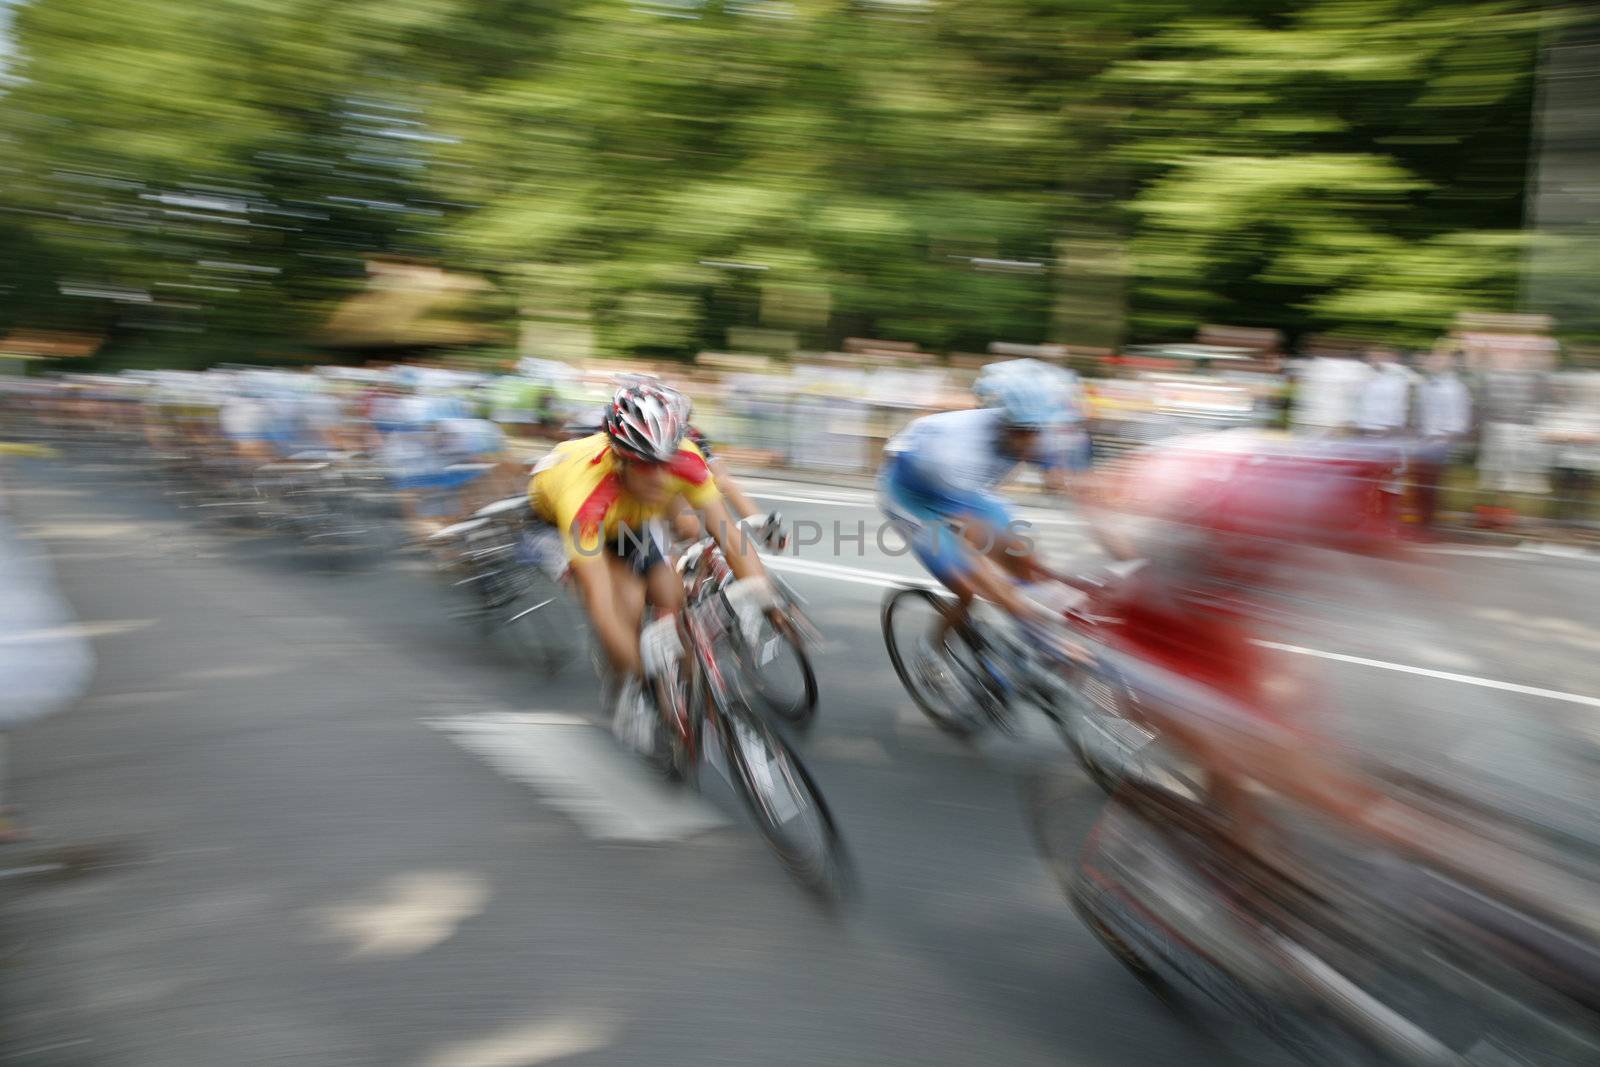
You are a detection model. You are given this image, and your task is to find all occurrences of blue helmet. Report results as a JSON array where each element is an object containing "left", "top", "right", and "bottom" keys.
[{"left": 974, "top": 358, "right": 1072, "bottom": 429}]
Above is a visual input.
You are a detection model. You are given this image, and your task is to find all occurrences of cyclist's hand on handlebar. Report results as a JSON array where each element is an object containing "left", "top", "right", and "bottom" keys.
[
  {"left": 737, "top": 511, "right": 787, "bottom": 552},
  {"left": 762, "top": 512, "right": 788, "bottom": 551}
]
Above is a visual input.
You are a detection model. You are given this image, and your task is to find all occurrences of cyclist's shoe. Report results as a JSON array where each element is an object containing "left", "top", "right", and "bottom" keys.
[{"left": 610, "top": 675, "right": 659, "bottom": 756}]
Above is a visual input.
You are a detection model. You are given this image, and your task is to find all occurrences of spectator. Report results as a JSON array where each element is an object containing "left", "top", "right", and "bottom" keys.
[
  {"left": 1476, "top": 345, "right": 1552, "bottom": 526},
  {"left": 1354, "top": 346, "right": 1413, "bottom": 436},
  {"left": 1540, "top": 371, "right": 1600, "bottom": 528},
  {"left": 1293, "top": 346, "right": 1373, "bottom": 437},
  {"left": 1413, "top": 348, "right": 1473, "bottom": 535}
]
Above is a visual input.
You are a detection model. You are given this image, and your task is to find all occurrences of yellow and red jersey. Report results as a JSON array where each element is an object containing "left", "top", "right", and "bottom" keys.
[{"left": 530, "top": 432, "right": 720, "bottom": 561}]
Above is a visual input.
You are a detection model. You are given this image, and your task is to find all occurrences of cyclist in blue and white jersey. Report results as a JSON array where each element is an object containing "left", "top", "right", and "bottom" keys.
[{"left": 878, "top": 358, "right": 1110, "bottom": 643}]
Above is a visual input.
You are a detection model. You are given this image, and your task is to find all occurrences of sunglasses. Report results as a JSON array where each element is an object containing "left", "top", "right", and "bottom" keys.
[{"left": 619, "top": 454, "right": 671, "bottom": 474}]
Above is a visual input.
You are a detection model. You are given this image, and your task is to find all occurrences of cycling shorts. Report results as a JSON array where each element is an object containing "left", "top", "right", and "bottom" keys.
[
  {"left": 878, "top": 452, "right": 1016, "bottom": 585},
  {"left": 607, "top": 517, "right": 669, "bottom": 575}
]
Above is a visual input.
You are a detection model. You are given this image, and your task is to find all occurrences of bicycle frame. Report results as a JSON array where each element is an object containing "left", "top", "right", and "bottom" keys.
[{"left": 676, "top": 536, "right": 821, "bottom": 647}]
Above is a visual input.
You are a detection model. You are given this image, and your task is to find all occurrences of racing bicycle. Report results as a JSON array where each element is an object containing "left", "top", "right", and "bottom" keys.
[
  {"left": 427, "top": 494, "right": 585, "bottom": 676},
  {"left": 676, "top": 517, "right": 820, "bottom": 729},
  {"left": 881, "top": 570, "right": 1151, "bottom": 793},
  {"left": 638, "top": 586, "right": 850, "bottom": 903}
]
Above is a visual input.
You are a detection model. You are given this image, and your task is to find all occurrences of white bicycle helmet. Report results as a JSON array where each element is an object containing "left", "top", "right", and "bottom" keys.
[
  {"left": 614, "top": 372, "right": 692, "bottom": 424},
  {"left": 604, "top": 383, "right": 685, "bottom": 462},
  {"left": 973, "top": 358, "right": 1072, "bottom": 430}
]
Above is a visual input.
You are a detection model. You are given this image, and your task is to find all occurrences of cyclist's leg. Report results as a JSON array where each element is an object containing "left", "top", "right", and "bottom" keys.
[
  {"left": 880, "top": 476, "right": 988, "bottom": 643},
  {"left": 946, "top": 519, "right": 1045, "bottom": 634},
  {"left": 886, "top": 476, "right": 1033, "bottom": 640},
  {"left": 607, "top": 552, "right": 647, "bottom": 638},
  {"left": 591, "top": 519, "right": 675, "bottom": 671},
  {"left": 624, "top": 518, "right": 683, "bottom": 619},
  {"left": 643, "top": 553, "right": 684, "bottom": 617},
  {"left": 955, "top": 501, "right": 1091, "bottom": 661},
  {"left": 571, "top": 551, "right": 646, "bottom": 675}
]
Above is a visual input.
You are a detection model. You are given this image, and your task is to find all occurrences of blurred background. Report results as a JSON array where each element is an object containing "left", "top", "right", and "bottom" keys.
[
  {"left": 3, "top": 1, "right": 1600, "bottom": 1065},
  {"left": 3, "top": 0, "right": 1599, "bottom": 524}
]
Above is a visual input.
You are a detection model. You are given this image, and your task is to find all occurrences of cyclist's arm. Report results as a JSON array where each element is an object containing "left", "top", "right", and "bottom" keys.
[
  {"left": 707, "top": 457, "right": 762, "bottom": 523},
  {"left": 702, "top": 495, "right": 765, "bottom": 581},
  {"left": 1041, "top": 466, "right": 1139, "bottom": 562},
  {"left": 666, "top": 497, "right": 706, "bottom": 543}
]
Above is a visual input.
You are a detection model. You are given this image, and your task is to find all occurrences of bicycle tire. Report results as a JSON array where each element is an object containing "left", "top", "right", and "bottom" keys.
[
  {"left": 740, "top": 610, "right": 819, "bottom": 728},
  {"left": 712, "top": 689, "right": 851, "bottom": 903},
  {"left": 1057, "top": 659, "right": 1150, "bottom": 795},
  {"left": 500, "top": 568, "right": 583, "bottom": 679},
  {"left": 880, "top": 586, "right": 994, "bottom": 739}
]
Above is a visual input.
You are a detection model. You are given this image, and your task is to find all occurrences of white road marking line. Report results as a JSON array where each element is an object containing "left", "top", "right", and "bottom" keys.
[
  {"left": 1418, "top": 542, "right": 1600, "bottom": 564},
  {"left": 746, "top": 484, "right": 1086, "bottom": 525},
  {"left": 1516, "top": 541, "right": 1599, "bottom": 561},
  {"left": 745, "top": 488, "right": 877, "bottom": 507},
  {"left": 765, "top": 555, "right": 937, "bottom": 590},
  {"left": 0, "top": 618, "right": 154, "bottom": 645},
  {"left": 1418, "top": 546, "right": 1526, "bottom": 559},
  {"left": 423, "top": 714, "right": 727, "bottom": 842},
  {"left": 765, "top": 556, "right": 1600, "bottom": 712},
  {"left": 1255, "top": 641, "right": 1600, "bottom": 710},
  {"left": 23, "top": 521, "right": 167, "bottom": 540}
]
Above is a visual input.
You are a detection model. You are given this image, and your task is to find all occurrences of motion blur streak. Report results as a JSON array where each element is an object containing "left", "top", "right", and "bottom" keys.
[{"left": 2, "top": 0, "right": 1600, "bottom": 1065}]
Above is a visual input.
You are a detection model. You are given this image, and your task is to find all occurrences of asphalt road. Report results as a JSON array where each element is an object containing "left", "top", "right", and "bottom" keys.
[{"left": 3, "top": 450, "right": 1599, "bottom": 1066}]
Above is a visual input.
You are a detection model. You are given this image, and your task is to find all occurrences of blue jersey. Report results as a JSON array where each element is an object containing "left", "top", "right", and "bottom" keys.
[{"left": 884, "top": 408, "right": 1070, "bottom": 496}]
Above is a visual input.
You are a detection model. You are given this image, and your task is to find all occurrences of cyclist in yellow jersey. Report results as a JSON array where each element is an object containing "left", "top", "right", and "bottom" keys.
[{"left": 531, "top": 384, "right": 769, "bottom": 679}]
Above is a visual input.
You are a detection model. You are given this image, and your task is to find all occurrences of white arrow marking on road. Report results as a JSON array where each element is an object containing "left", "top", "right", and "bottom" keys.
[
  {"left": 418, "top": 1016, "right": 616, "bottom": 1067},
  {"left": 316, "top": 871, "right": 489, "bottom": 960},
  {"left": 423, "top": 713, "right": 727, "bottom": 842}
]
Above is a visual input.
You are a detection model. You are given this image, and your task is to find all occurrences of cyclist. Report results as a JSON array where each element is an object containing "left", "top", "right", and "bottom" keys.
[
  {"left": 878, "top": 358, "right": 1113, "bottom": 651},
  {"left": 530, "top": 383, "right": 775, "bottom": 731},
  {"left": 563, "top": 375, "right": 788, "bottom": 551},
  {"left": 433, "top": 413, "right": 521, "bottom": 518}
]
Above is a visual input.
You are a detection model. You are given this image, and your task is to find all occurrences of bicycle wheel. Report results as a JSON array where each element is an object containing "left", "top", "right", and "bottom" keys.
[
  {"left": 1056, "top": 659, "right": 1152, "bottom": 795},
  {"left": 500, "top": 568, "right": 584, "bottom": 678},
  {"left": 712, "top": 688, "right": 851, "bottom": 902},
  {"left": 880, "top": 586, "right": 996, "bottom": 739},
  {"left": 737, "top": 609, "right": 818, "bottom": 728}
]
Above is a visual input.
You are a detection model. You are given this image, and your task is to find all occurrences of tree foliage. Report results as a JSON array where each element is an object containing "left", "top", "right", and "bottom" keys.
[{"left": 0, "top": 0, "right": 1557, "bottom": 364}]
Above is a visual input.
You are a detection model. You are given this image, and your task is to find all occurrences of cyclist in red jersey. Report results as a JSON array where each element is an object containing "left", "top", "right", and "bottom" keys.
[{"left": 1094, "top": 431, "right": 1413, "bottom": 839}]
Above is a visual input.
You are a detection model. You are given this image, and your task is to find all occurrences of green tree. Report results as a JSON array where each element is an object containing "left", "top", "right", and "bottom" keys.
[{"left": 1104, "top": 1, "right": 1542, "bottom": 346}]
